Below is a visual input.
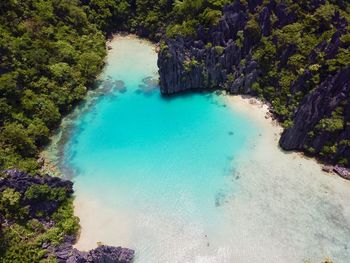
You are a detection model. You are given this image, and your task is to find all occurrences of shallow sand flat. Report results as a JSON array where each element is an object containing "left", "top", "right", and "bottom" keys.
[{"left": 223, "top": 95, "right": 350, "bottom": 263}]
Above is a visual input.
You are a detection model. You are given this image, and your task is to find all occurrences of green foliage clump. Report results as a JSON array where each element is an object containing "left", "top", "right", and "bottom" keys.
[
  {"left": 244, "top": 17, "right": 262, "bottom": 44},
  {"left": 166, "top": 20, "right": 199, "bottom": 38},
  {"left": 0, "top": 0, "right": 106, "bottom": 172},
  {"left": 316, "top": 108, "right": 345, "bottom": 132},
  {"left": 214, "top": 46, "right": 225, "bottom": 56},
  {"left": 165, "top": 0, "right": 230, "bottom": 38},
  {"left": 0, "top": 182, "right": 78, "bottom": 262},
  {"left": 184, "top": 59, "right": 200, "bottom": 72},
  {"left": 25, "top": 185, "right": 67, "bottom": 203},
  {"left": 0, "top": 188, "right": 29, "bottom": 221}
]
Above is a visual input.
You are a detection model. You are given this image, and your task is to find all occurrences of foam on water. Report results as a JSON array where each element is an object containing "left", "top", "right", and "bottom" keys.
[{"left": 47, "top": 36, "right": 350, "bottom": 263}]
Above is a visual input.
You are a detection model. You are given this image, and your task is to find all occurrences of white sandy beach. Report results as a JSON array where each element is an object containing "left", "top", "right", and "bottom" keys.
[{"left": 223, "top": 95, "right": 350, "bottom": 263}]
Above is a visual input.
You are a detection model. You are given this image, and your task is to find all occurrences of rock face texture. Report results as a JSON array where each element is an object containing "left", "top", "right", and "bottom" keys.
[
  {"left": 0, "top": 169, "right": 73, "bottom": 218},
  {"left": 158, "top": 0, "right": 338, "bottom": 95},
  {"left": 280, "top": 67, "right": 350, "bottom": 161},
  {"left": 0, "top": 170, "right": 135, "bottom": 263},
  {"left": 157, "top": 0, "right": 350, "bottom": 167},
  {"left": 158, "top": 1, "right": 253, "bottom": 95},
  {"left": 53, "top": 239, "right": 134, "bottom": 263}
]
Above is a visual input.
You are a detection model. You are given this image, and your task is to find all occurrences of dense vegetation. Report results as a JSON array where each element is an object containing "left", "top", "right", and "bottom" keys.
[
  {"left": 0, "top": 1, "right": 105, "bottom": 261},
  {"left": 0, "top": 0, "right": 107, "bottom": 172}
]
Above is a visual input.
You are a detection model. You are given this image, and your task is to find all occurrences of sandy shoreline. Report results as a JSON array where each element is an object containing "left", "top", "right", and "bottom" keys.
[
  {"left": 224, "top": 95, "right": 282, "bottom": 140},
  {"left": 224, "top": 94, "right": 342, "bottom": 170},
  {"left": 222, "top": 95, "right": 350, "bottom": 262}
]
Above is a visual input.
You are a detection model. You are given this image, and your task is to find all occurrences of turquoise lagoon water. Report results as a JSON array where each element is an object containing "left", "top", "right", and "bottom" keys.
[
  {"left": 56, "top": 37, "right": 257, "bottom": 261},
  {"left": 50, "top": 37, "right": 350, "bottom": 263}
]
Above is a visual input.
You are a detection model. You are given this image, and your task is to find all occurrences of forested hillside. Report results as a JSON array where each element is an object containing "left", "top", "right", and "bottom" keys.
[
  {"left": 0, "top": 1, "right": 106, "bottom": 261},
  {"left": 0, "top": 0, "right": 107, "bottom": 172}
]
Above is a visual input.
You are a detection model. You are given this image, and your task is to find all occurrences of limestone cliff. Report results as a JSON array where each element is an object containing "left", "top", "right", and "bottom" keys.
[{"left": 157, "top": 0, "right": 350, "bottom": 167}]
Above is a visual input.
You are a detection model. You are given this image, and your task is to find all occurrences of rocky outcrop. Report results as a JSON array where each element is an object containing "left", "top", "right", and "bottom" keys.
[
  {"left": 51, "top": 235, "right": 134, "bottom": 263},
  {"left": 157, "top": 0, "right": 315, "bottom": 95},
  {"left": 158, "top": 1, "right": 253, "bottom": 95},
  {"left": 1, "top": 169, "right": 73, "bottom": 192},
  {"left": 157, "top": 0, "right": 350, "bottom": 167},
  {"left": 0, "top": 170, "right": 135, "bottom": 263},
  {"left": 0, "top": 169, "right": 73, "bottom": 218},
  {"left": 280, "top": 68, "right": 350, "bottom": 164},
  {"left": 157, "top": 0, "right": 330, "bottom": 96}
]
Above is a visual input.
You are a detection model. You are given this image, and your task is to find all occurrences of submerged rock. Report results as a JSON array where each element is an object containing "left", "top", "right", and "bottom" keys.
[
  {"left": 114, "top": 80, "right": 127, "bottom": 93},
  {"left": 137, "top": 76, "right": 159, "bottom": 95}
]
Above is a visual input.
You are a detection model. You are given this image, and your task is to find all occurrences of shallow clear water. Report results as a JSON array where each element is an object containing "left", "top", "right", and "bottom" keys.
[
  {"left": 51, "top": 37, "right": 350, "bottom": 263},
  {"left": 60, "top": 37, "right": 257, "bottom": 261}
]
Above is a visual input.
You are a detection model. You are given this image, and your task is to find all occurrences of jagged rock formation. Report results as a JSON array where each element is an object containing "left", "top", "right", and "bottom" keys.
[
  {"left": 53, "top": 237, "right": 134, "bottom": 263},
  {"left": 280, "top": 67, "right": 350, "bottom": 162},
  {"left": 0, "top": 170, "right": 134, "bottom": 263},
  {"left": 0, "top": 169, "right": 73, "bottom": 219},
  {"left": 157, "top": 0, "right": 350, "bottom": 167},
  {"left": 158, "top": 1, "right": 253, "bottom": 95}
]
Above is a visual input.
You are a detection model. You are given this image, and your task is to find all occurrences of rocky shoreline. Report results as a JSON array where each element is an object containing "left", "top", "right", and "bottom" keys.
[
  {"left": 0, "top": 170, "right": 134, "bottom": 263},
  {"left": 157, "top": 0, "right": 350, "bottom": 169},
  {"left": 52, "top": 238, "right": 134, "bottom": 263}
]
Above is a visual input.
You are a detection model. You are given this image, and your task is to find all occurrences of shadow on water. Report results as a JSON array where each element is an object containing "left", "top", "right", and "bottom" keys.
[
  {"left": 160, "top": 88, "right": 224, "bottom": 101},
  {"left": 160, "top": 89, "right": 229, "bottom": 110}
]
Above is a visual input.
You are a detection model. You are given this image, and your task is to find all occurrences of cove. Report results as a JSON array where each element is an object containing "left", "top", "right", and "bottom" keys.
[
  {"left": 46, "top": 36, "right": 350, "bottom": 263},
  {"left": 54, "top": 36, "right": 258, "bottom": 261}
]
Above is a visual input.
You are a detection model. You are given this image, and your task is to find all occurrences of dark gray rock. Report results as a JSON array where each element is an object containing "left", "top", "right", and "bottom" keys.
[
  {"left": 280, "top": 67, "right": 350, "bottom": 167},
  {"left": 259, "top": 7, "right": 271, "bottom": 36},
  {"left": 64, "top": 246, "right": 134, "bottom": 263},
  {"left": 158, "top": 1, "right": 255, "bottom": 95},
  {"left": 86, "top": 245, "right": 134, "bottom": 263},
  {"left": 248, "top": 0, "right": 263, "bottom": 12},
  {"left": 1, "top": 169, "right": 73, "bottom": 218}
]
